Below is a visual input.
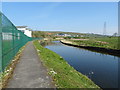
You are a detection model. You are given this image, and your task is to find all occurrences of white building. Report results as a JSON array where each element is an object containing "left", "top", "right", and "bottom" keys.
[
  {"left": 55, "top": 33, "right": 71, "bottom": 37},
  {"left": 16, "top": 26, "right": 32, "bottom": 37}
]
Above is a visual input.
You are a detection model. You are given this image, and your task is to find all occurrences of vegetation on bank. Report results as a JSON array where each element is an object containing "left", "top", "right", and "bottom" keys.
[
  {"left": 68, "top": 37, "right": 119, "bottom": 50},
  {"left": 33, "top": 40, "right": 100, "bottom": 88},
  {"left": 32, "top": 31, "right": 119, "bottom": 50},
  {"left": 32, "top": 31, "right": 87, "bottom": 38}
]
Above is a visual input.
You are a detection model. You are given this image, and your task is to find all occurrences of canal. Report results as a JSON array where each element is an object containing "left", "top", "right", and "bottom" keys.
[{"left": 43, "top": 41, "right": 119, "bottom": 88}]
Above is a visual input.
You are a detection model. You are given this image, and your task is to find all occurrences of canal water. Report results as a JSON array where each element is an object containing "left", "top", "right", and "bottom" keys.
[{"left": 44, "top": 41, "right": 119, "bottom": 88}]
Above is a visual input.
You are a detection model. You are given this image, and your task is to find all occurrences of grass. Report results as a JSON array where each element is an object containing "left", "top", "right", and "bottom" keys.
[
  {"left": 69, "top": 37, "right": 119, "bottom": 50},
  {"left": 33, "top": 40, "right": 100, "bottom": 88}
]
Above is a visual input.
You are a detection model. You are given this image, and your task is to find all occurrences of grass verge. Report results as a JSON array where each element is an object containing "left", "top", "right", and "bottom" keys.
[
  {"left": 33, "top": 40, "right": 100, "bottom": 88},
  {"left": 69, "top": 37, "right": 119, "bottom": 50}
]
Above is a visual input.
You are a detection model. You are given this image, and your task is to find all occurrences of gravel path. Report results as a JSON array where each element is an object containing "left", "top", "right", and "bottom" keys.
[{"left": 7, "top": 42, "right": 55, "bottom": 88}]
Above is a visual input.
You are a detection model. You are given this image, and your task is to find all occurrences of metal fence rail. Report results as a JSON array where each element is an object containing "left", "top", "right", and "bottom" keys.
[{"left": 0, "top": 12, "right": 35, "bottom": 72}]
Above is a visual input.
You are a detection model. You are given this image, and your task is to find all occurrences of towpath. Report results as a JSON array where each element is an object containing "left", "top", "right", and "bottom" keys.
[{"left": 7, "top": 41, "right": 55, "bottom": 88}]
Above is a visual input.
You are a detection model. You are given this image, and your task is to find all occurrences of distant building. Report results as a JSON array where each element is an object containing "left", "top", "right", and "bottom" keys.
[
  {"left": 16, "top": 26, "right": 32, "bottom": 37},
  {"left": 55, "top": 33, "right": 71, "bottom": 37},
  {"left": 64, "top": 34, "right": 71, "bottom": 37}
]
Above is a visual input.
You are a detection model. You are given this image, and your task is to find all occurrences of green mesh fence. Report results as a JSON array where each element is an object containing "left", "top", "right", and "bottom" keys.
[
  {"left": 0, "top": 12, "right": 38, "bottom": 72},
  {"left": 0, "top": 12, "right": 2, "bottom": 72}
]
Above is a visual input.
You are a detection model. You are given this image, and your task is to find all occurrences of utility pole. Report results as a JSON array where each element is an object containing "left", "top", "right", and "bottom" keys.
[{"left": 103, "top": 22, "right": 106, "bottom": 36}]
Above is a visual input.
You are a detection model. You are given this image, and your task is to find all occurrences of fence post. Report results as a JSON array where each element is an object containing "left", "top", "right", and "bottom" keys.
[{"left": 0, "top": 12, "right": 2, "bottom": 72}]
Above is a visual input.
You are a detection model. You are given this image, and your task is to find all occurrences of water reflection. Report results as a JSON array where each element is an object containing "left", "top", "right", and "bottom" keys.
[{"left": 43, "top": 41, "right": 119, "bottom": 88}]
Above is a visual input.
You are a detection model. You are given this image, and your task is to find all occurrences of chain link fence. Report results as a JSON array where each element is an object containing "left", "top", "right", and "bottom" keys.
[{"left": 0, "top": 12, "right": 37, "bottom": 72}]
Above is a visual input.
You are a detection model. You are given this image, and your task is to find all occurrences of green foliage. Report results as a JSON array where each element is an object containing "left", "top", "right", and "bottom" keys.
[
  {"left": 64, "top": 37, "right": 71, "bottom": 39},
  {"left": 70, "top": 37, "right": 119, "bottom": 50},
  {"left": 32, "top": 31, "right": 88, "bottom": 38},
  {"left": 32, "top": 31, "right": 46, "bottom": 38},
  {"left": 32, "top": 31, "right": 55, "bottom": 38},
  {"left": 33, "top": 40, "right": 100, "bottom": 88}
]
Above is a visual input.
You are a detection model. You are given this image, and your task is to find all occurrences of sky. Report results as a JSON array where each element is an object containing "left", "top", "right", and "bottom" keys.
[
  {"left": 1, "top": 0, "right": 119, "bottom": 2},
  {"left": 2, "top": 2, "right": 118, "bottom": 35}
]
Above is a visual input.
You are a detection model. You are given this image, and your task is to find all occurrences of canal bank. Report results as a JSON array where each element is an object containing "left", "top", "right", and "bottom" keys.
[
  {"left": 44, "top": 41, "right": 118, "bottom": 88},
  {"left": 34, "top": 40, "right": 100, "bottom": 88},
  {"left": 60, "top": 40, "right": 120, "bottom": 57}
]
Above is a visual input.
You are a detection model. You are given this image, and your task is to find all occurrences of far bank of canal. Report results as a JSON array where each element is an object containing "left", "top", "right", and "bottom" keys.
[{"left": 43, "top": 41, "right": 119, "bottom": 88}]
